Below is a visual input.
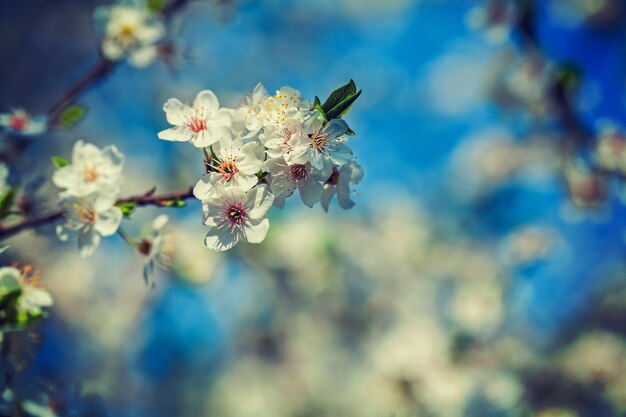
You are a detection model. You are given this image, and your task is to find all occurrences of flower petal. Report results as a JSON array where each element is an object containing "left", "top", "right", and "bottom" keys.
[{"left": 243, "top": 217, "right": 269, "bottom": 244}]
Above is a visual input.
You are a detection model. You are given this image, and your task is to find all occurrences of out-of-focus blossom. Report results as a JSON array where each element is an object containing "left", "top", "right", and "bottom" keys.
[
  {"left": 466, "top": 0, "right": 518, "bottom": 44},
  {"left": 196, "top": 183, "right": 274, "bottom": 251},
  {"left": 0, "top": 109, "right": 47, "bottom": 136},
  {"left": 320, "top": 161, "right": 363, "bottom": 212},
  {"left": 563, "top": 163, "right": 607, "bottom": 208},
  {"left": 52, "top": 140, "right": 124, "bottom": 198},
  {"left": 95, "top": 1, "right": 166, "bottom": 67},
  {"left": 158, "top": 90, "right": 232, "bottom": 147},
  {"left": 487, "top": 51, "right": 555, "bottom": 117},
  {"left": 448, "top": 281, "right": 504, "bottom": 335},
  {"left": 0, "top": 264, "right": 52, "bottom": 318},
  {"left": 502, "top": 226, "right": 556, "bottom": 266},
  {"left": 56, "top": 194, "right": 123, "bottom": 257},
  {"left": 138, "top": 214, "right": 173, "bottom": 287},
  {"left": 595, "top": 124, "right": 626, "bottom": 173},
  {"left": 534, "top": 409, "right": 579, "bottom": 417},
  {"left": 551, "top": 0, "right": 625, "bottom": 28}
]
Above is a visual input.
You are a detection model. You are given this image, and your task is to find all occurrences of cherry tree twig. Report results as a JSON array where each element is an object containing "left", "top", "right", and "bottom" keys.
[{"left": 0, "top": 187, "right": 194, "bottom": 241}]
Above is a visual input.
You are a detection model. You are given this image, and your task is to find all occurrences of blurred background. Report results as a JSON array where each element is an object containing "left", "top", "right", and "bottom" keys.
[{"left": 2, "top": 0, "right": 626, "bottom": 416}]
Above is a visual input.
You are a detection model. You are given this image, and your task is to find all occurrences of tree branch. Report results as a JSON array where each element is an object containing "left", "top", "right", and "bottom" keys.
[{"left": 0, "top": 187, "right": 194, "bottom": 241}]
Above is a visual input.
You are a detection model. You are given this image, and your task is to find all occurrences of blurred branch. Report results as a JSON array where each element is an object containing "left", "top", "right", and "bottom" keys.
[{"left": 0, "top": 187, "right": 194, "bottom": 241}]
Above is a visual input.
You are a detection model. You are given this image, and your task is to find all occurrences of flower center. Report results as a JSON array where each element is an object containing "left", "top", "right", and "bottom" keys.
[
  {"left": 225, "top": 203, "right": 246, "bottom": 226},
  {"left": 138, "top": 239, "right": 152, "bottom": 256},
  {"left": 83, "top": 163, "right": 100, "bottom": 183},
  {"left": 71, "top": 203, "right": 97, "bottom": 227},
  {"left": 289, "top": 164, "right": 308, "bottom": 182},
  {"left": 188, "top": 118, "right": 208, "bottom": 133},
  {"left": 118, "top": 25, "right": 137, "bottom": 46},
  {"left": 217, "top": 159, "right": 239, "bottom": 181},
  {"left": 310, "top": 132, "right": 329, "bottom": 151},
  {"left": 9, "top": 115, "right": 28, "bottom": 131}
]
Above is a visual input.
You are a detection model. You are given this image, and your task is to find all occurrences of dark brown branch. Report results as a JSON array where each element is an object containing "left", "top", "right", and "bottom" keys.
[{"left": 0, "top": 187, "right": 194, "bottom": 241}]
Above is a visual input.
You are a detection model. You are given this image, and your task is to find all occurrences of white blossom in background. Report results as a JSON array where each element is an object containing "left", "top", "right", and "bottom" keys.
[
  {"left": 466, "top": 0, "right": 518, "bottom": 44},
  {"left": 0, "top": 109, "right": 47, "bottom": 136},
  {"left": 95, "top": 1, "right": 165, "bottom": 67},
  {"left": 138, "top": 215, "right": 173, "bottom": 287},
  {"left": 0, "top": 265, "right": 53, "bottom": 317},
  {"left": 52, "top": 140, "right": 124, "bottom": 198},
  {"left": 194, "top": 137, "right": 265, "bottom": 195},
  {"left": 158, "top": 90, "right": 232, "bottom": 147},
  {"left": 265, "top": 157, "right": 326, "bottom": 208},
  {"left": 56, "top": 194, "right": 123, "bottom": 257},
  {"left": 595, "top": 124, "right": 626, "bottom": 173},
  {"left": 197, "top": 183, "right": 274, "bottom": 251},
  {"left": 320, "top": 161, "right": 363, "bottom": 212}
]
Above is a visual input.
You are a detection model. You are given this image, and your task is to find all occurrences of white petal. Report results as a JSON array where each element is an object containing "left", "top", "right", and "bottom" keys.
[
  {"left": 24, "top": 287, "right": 53, "bottom": 307},
  {"left": 163, "top": 98, "right": 188, "bottom": 125},
  {"left": 320, "top": 187, "right": 334, "bottom": 212},
  {"left": 194, "top": 90, "right": 219, "bottom": 112},
  {"left": 193, "top": 174, "right": 217, "bottom": 200},
  {"left": 94, "top": 207, "right": 122, "bottom": 236},
  {"left": 158, "top": 126, "right": 192, "bottom": 142},
  {"left": 298, "top": 178, "right": 322, "bottom": 208},
  {"left": 78, "top": 229, "right": 101, "bottom": 257},
  {"left": 51, "top": 167, "right": 79, "bottom": 189},
  {"left": 247, "top": 185, "right": 274, "bottom": 219},
  {"left": 325, "top": 118, "right": 349, "bottom": 139},
  {"left": 152, "top": 214, "right": 169, "bottom": 232},
  {"left": 204, "top": 226, "right": 239, "bottom": 252},
  {"left": 102, "top": 145, "right": 125, "bottom": 170},
  {"left": 128, "top": 46, "right": 157, "bottom": 68},
  {"left": 102, "top": 38, "right": 124, "bottom": 60},
  {"left": 243, "top": 218, "right": 269, "bottom": 244}
]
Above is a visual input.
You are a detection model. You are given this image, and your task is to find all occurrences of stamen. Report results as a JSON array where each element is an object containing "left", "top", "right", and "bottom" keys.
[{"left": 83, "top": 163, "right": 100, "bottom": 183}]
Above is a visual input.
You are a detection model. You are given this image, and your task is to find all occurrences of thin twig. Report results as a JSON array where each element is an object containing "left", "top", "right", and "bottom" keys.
[{"left": 0, "top": 187, "right": 194, "bottom": 241}]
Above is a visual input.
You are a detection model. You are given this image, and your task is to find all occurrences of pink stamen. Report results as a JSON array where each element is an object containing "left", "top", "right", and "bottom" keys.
[{"left": 188, "top": 118, "right": 208, "bottom": 133}]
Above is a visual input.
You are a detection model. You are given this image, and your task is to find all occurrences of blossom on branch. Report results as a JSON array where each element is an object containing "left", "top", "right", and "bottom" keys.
[
  {"left": 158, "top": 90, "right": 233, "bottom": 147},
  {"left": 52, "top": 140, "right": 124, "bottom": 198},
  {"left": 197, "top": 183, "right": 274, "bottom": 252},
  {"left": 56, "top": 194, "right": 123, "bottom": 257}
]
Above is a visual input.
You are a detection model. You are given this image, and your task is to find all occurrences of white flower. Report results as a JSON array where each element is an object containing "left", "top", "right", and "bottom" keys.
[
  {"left": 287, "top": 115, "right": 353, "bottom": 171},
  {"left": 0, "top": 266, "right": 53, "bottom": 317},
  {"left": 96, "top": 2, "right": 165, "bottom": 67},
  {"left": 198, "top": 183, "right": 274, "bottom": 252},
  {"left": 243, "top": 85, "right": 310, "bottom": 136},
  {"left": 0, "top": 109, "right": 47, "bottom": 136},
  {"left": 193, "top": 137, "right": 265, "bottom": 197},
  {"left": 158, "top": 90, "right": 232, "bottom": 147},
  {"left": 596, "top": 125, "right": 626, "bottom": 173},
  {"left": 52, "top": 140, "right": 124, "bottom": 198},
  {"left": 466, "top": 0, "right": 517, "bottom": 44},
  {"left": 259, "top": 108, "right": 316, "bottom": 158},
  {"left": 320, "top": 161, "right": 363, "bottom": 212},
  {"left": 265, "top": 157, "right": 326, "bottom": 208},
  {"left": 56, "top": 194, "right": 123, "bottom": 257},
  {"left": 138, "top": 214, "right": 173, "bottom": 287}
]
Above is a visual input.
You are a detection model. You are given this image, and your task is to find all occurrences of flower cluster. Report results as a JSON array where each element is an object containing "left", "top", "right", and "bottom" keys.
[
  {"left": 52, "top": 140, "right": 125, "bottom": 257},
  {"left": 95, "top": 0, "right": 166, "bottom": 68},
  {"left": 158, "top": 81, "right": 363, "bottom": 251}
]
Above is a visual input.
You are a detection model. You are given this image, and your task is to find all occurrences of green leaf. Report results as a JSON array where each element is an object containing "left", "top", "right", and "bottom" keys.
[
  {"left": 51, "top": 156, "right": 70, "bottom": 169},
  {"left": 313, "top": 96, "right": 322, "bottom": 108},
  {"left": 321, "top": 80, "right": 357, "bottom": 115},
  {"left": 346, "top": 127, "right": 356, "bottom": 136},
  {"left": 115, "top": 201, "right": 138, "bottom": 219},
  {"left": 325, "top": 89, "right": 362, "bottom": 120},
  {"left": 0, "top": 189, "right": 14, "bottom": 219},
  {"left": 147, "top": 0, "right": 166, "bottom": 12},
  {"left": 59, "top": 105, "right": 86, "bottom": 128},
  {"left": 313, "top": 104, "right": 328, "bottom": 123}
]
